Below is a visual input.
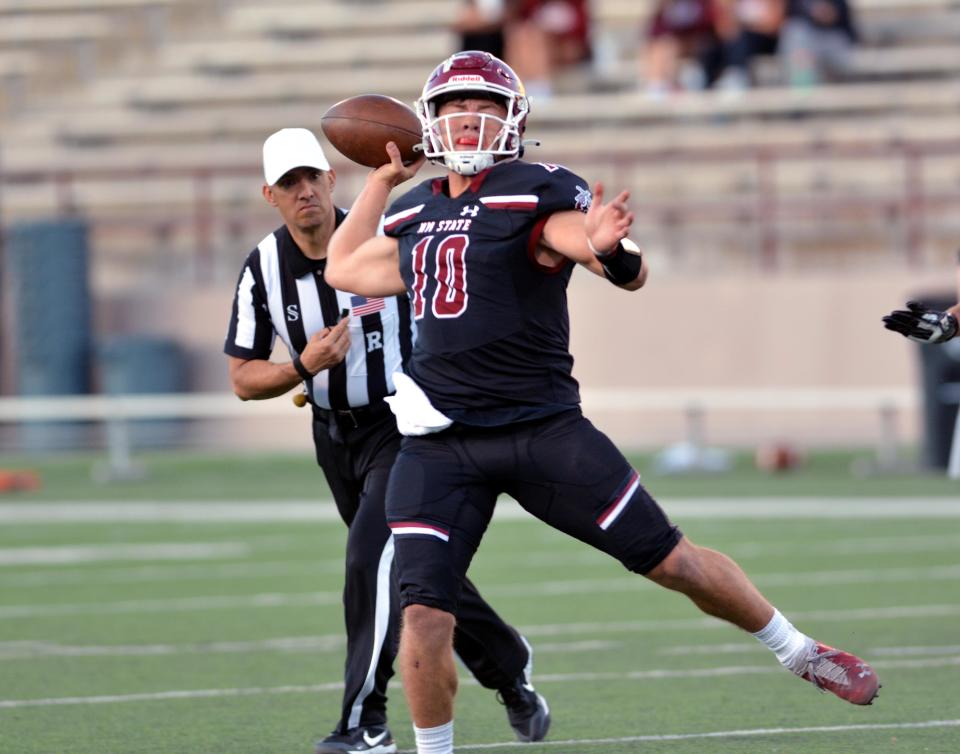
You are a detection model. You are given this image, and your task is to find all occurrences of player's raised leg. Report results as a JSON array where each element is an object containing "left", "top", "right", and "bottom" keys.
[
  {"left": 510, "top": 411, "right": 880, "bottom": 708},
  {"left": 646, "top": 537, "right": 881, "bottom": 705}
]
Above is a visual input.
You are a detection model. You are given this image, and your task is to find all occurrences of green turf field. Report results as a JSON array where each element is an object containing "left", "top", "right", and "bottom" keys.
[
  {"left": 2, "top": 447, "right": 959, "bottom": 500},
  {"left": 0, "top": 452, "right": 958, "bottom": 753}
]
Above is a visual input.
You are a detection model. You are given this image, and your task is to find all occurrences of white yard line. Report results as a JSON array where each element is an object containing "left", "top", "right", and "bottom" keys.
[
  {"left": 4, "top": 565, "right": 960, "bottom": 618},
  {"left": 445, "top": 719, "right": 960, "bottom": 751},
  {"left": 4, "top": 532, "right": 960, "bottom": 588},
  {"left": 482, "top": 564, "right": 960, "bottom": 597},
  {"left": 1, "top": 656, "right": 958, "bottom": 709},
  {"left": 0, "top": 498, "right": 958, "bottom": 524},
  {"left": 0, "top": 637, "right": 616, "bottom": 661},
  {"left": 533, "top": 654, "right": 960, "bottom": 683},
  {"left": 517, "top": 603, "right": 960, "bottom": 637},
  {"left": 0, "top": 559, "right": 342, "bottom": 587},
  {"left": 0, "top": 591, "right": 343, "bottom": 619},
  {"left": 0, "top": 542, "right": 251, "bottom": 565},
  {"left": 724, "top": 533, "right": 960, "bottom": 558},
  {"left": 664, "top": 642, "right": 960, "bottom": 657},
  {"left": 0, "top": 502, "right": 341, "bottom": 524},
  {"left": 0, "top": 635, "right": 346, "bottom": 659},
  {"left": 871, "top": 644, "right": 960, "bottom": 656}
]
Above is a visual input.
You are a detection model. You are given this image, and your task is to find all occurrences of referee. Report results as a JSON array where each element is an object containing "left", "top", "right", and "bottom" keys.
[{"left": 224, "top": 129, "right": 550, "bottom": 754}]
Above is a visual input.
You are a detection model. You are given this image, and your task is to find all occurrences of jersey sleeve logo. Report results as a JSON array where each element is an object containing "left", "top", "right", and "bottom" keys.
[{"left": 574, "top": 185, "right": 592, "bottom": 213}]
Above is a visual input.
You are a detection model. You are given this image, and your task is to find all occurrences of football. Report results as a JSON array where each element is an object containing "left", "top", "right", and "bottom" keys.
[{"left": 320, "top": 94, "right": 422, "bottom": 168}]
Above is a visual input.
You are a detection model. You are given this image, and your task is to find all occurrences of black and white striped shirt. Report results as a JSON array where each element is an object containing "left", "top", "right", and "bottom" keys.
[{"left": 224, "top": 212, "right": 414, "bottom": 410}]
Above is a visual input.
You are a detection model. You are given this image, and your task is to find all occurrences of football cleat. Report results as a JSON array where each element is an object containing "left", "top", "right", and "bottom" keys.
[
  {"left": 314, "top": 725, "right": 397, "bottom": 754},
  {"left": 497, "top": 639, "right": 551, "bottom": 742},
  {"left": 797, "top": 641, "right": 880, "bottom": 705}
]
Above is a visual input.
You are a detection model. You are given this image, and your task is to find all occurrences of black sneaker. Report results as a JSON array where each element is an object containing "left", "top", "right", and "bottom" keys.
[
  {"left": 497, "top": 639, "right": 551, "bottom": 742},
  {"left": 314, "top": 726, "right": 397, "bottom": 754}
]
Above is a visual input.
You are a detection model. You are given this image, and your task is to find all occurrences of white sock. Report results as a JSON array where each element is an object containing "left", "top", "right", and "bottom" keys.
[
  {"left": 413, "top": 720, "right": 453, "bottom": 754},
  {"left": 752, "top": 609, "right": 813, "bottom": 673}
]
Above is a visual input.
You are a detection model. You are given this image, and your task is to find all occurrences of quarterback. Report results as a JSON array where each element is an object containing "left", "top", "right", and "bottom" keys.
[{"left": 328, "top": 50, "right": 880, "bottom": 754}]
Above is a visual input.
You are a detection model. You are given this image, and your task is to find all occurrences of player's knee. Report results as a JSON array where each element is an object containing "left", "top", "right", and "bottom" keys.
[
  {"left": 402, "top": 603, "right": 455, "bottom": 648},
  {"left": 645, "top": 536, "right": 707, "bottom": 591}
]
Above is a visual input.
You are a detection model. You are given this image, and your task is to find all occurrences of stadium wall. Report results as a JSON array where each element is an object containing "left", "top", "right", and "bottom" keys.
[{"left": 91, "top": 268, "right": 948, "bottom": 450}]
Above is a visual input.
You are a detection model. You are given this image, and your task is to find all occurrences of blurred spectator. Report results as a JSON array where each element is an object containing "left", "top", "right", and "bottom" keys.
[
  {"left": 505, "top": 0, "right": 592, "bottom": 100},
  {"left": 716, "top": 0, "right": 785, "bottom": 91},
  {"left": 778, "top": 0, "right": 858, "bottom": 87},
  {"left": 454, "top": 0, "right": 510, "bottom": 60},
  {"left": 641, "top": 0, "right": 727, "bottom": 97}
]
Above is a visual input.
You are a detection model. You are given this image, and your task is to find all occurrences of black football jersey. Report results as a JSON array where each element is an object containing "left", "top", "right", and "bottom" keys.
[{"left": 383, "top": 159, "right": 594, "bottom": 426}]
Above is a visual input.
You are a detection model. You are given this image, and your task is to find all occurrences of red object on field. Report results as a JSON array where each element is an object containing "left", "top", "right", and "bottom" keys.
[
  {"left": 321, "top": 94, "right": 422, "bottom": 168},
  {"left": 754, "top": 442, "right": 801, "bottom": 472},
  {"left": 0, "top": 470, "right": 41, "bottom": 493}
]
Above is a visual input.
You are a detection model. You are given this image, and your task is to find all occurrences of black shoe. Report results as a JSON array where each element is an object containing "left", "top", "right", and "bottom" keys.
[
  {"left": 497, "top": 640, "right": 551, "bottom": 742},
  {"left": 314, "top": 726, "right": 397, "bottom": 754}
]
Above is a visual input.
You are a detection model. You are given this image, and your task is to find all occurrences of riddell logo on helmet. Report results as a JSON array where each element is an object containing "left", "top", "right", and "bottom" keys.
[{"left": 449, "top": 75, "right": 485, "bottom": 83}]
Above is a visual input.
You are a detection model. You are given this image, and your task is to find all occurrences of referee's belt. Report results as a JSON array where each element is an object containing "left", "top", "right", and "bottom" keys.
[{"left": 313, "top": 400, "right": 393, "bottom": 431}]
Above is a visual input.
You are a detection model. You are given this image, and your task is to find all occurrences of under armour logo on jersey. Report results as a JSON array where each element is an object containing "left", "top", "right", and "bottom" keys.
[
  {"left": 461, "top": 204, "right": 480, "bottom": 217},
  {"left": 365, "top": 331, "right": 383, "bottom": 352},
  {"left": 286, "top": 304, "right": 300, "bottom": 322},
  {"left": 574, "top": 186, "right": 592, "bottom": 213}
]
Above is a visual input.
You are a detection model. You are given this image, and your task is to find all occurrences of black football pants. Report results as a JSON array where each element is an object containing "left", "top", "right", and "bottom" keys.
[{"left": 312, "top": 403, "right": 528, "bottom": 734}]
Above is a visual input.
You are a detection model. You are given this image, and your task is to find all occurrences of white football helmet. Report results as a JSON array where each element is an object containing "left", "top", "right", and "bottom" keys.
[{"left": 415, "top": 50, "right": 530, "bottom": 176}]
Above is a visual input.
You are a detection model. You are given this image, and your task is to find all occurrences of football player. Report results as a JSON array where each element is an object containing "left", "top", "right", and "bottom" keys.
[{"left": 328, "top": 51, "right": 880, "bottom": 754}]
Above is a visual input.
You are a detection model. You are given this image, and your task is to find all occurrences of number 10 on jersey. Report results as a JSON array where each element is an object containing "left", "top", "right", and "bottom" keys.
[{"left": 412, "top": 235, "right": 469, "bottom": 319}]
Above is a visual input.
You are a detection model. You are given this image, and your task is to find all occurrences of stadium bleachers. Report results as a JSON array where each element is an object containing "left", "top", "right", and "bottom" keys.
[
  {"left": 1, "top": 0, "right": 959, "bottom": 290},
  {"left": 1, "top": 0, "right": 958, "bottom": 448}
]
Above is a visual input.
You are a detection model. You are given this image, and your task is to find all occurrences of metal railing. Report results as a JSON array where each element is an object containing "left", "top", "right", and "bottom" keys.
[
  {"left": 1, "top": 135, "right": 960, "bottom": 282},
  {"left": 0, "top": 387, "right": 934, "bottom": 477}
]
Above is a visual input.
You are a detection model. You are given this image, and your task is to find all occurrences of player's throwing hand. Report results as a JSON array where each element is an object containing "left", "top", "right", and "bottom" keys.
[
  {"left": 882, "top": 301, "right": 959, "bottom": 343},
  {"left": 370, "top": 141, "right": 427, "bottom": 190}
]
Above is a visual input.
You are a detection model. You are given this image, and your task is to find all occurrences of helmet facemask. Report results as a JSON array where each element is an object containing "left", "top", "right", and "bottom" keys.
[{"left": 417, "top": 92, "right": 528, "bottom": 176}]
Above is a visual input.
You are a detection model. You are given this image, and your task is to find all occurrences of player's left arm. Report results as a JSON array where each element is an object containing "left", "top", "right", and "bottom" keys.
[{"left": 539, "top": 182, "right": 647, "bottom": 291}]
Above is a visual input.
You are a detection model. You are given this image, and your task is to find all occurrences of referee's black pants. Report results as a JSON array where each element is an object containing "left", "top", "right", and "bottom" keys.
[{"left": 312, "top": 403, "right": 529, "bottom": 734}]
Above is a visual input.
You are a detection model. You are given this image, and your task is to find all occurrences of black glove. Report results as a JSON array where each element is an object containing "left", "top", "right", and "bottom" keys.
[{"left": 882, "top": 300, "right": 959, "bottom": 343}]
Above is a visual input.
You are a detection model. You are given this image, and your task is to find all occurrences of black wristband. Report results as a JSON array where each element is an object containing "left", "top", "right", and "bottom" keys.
[
  {"left": 292, "top": 354, "right": 314, "bottom": 381},
  {"left": 595, "top": 240, "right": 642, "bottom": 285}
]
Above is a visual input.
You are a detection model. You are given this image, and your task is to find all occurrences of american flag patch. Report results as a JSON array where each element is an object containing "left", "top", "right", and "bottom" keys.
[{"left": 351, "top": 295, "right": 386, "bottom": 317}]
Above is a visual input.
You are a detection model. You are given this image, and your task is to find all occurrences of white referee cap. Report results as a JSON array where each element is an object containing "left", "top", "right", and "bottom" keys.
[{"left": 263, "top": 128, "right": 331, "bottom": 185}]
